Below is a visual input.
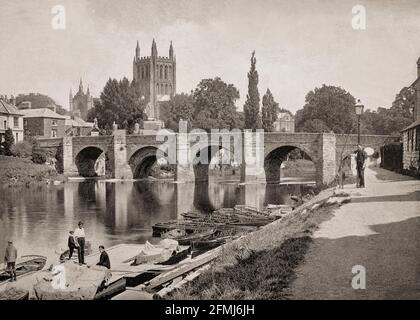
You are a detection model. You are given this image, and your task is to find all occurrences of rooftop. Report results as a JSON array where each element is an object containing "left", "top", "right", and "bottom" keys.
[
  {"left": 20, "top": 108, "right": 66, "bottom": 119},
  {"left": 64, "top": 115, "right": 94, "bottom": 127},
  {"left": 402, "top": 119, "right": 420, "bottom": 132},
  {"left": 0, "top": 99, "right": 22, "bottom": 115}
]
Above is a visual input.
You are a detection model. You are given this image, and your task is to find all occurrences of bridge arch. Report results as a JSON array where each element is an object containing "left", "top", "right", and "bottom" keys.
[
  {"left": 75, "top": 146, "right": 106, "bottom": 177},
  {"left": 264, "top": 144, "right": 317, "bottom": 184},
  {"left": 192, "top": 144, "right": 235, "bottom": 182},
  {"left": 129, "top": 146, "right": 166, "bottom": 179}
]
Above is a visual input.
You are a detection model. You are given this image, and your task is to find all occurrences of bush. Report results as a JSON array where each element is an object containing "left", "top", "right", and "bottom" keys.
[
  {"left": 32, "top": 149, "right": 47, "bottom": 164},
  {"left": 10, "top": 141, "right": 33, "bottom": 158},
  {"left": 2, "top": 128, "right": 14, "bottom": 156}
]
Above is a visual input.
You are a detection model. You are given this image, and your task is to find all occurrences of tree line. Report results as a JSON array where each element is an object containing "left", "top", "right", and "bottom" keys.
[{"left": 83, "top": 52, "right": 414, "bottom": 135}]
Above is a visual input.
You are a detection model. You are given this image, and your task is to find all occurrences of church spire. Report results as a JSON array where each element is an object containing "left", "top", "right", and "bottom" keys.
[
  {"left": 79, "top": 78, "right": 83, "bottom": 93},
  {"left": 169, "top": 40, "right": 174, "bottom": 60},
  {"left": 151, "top": 38, "right": 157, "bottom": 58},
  {"left": 136, "top": 40, "right": 140, "bottom": 59}
]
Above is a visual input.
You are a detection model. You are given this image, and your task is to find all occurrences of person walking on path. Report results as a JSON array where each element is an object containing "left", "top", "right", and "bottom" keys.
[
  {"left": 355, "top": 144, "right": 368, "bottom": 188},
  {"left": 4, "top": 240, "right": 17, "bottom": 282},
  {"left": 67, "top": 231, "right": 78, "bottom": 260},
  {"left": 74, "top": 221, "right": 86, "bottom": 265}
]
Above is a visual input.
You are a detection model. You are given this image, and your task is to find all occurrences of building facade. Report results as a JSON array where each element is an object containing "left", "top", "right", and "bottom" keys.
[
  {"left": 21, "top": 108, "right": 66, "bottom": 138},
  {"left": 69, "top": 79, "right": 94, "bottom": 121},
  {"left": 132, "top": 39, "right": 176, "bottom": 120},
  {"left": 0, "top": 97, "right": 24, "bottom": 143},
  {"left": 401, "top": 57, "right": 420, "bottom": 171},
  {"left": 273, "top": 112, "right": 295, "bottom": 132}
]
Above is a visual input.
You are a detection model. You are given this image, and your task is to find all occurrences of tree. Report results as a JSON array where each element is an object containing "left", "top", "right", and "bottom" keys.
[
  {"left": 160, "top": 93, "right": 195, "bottom": 131},
  {"left": 2, "top": 128, "right": 15, "bottom": 156},
  {"left": 87, "top": 77, "right": 146, "bottom": 133},
  {"left": 299, "top": 118, "right": 331, "bottom": 133},
  {"left": 261, "top": 88, "right": 279, "bottom": 132},
  {"left": 15, "top": 93, "right": 69, "bottom": 116},
  {"left": 296, "top": 84, "right": 356, "bottom": 133},
  {"left": 243, "top": 51, "right": 262, "bottom": 131},
  {"left": 192, "top": 77, "right": 241, "bottom": 131}
]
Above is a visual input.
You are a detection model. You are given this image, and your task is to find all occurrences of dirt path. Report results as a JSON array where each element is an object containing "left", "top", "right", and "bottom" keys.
[{"left": 288, "top": 166, "right": 420, "bottom": 299}]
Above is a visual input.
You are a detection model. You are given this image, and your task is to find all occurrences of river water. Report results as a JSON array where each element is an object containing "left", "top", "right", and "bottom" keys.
[{"left": 0, "top": 179, "right": 314, "bottom": 264}]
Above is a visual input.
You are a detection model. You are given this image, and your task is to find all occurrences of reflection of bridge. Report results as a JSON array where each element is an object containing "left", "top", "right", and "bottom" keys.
[{"left": 38, "top": 130, "right": 398, "bottom": 186}]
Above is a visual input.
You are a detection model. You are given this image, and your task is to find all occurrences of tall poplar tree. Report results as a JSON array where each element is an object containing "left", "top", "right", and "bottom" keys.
[{"left": 243, "top": 51, "right": 262, "bottom": 131}]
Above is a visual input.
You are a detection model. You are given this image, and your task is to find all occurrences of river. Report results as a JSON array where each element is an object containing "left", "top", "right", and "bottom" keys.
[{"left": 0, "top": 179, "right": 314, "bottom": 264}]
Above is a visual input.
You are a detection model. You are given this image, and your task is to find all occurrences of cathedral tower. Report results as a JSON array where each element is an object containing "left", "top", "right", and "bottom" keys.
[{"left": 132, "top": 39, "right": 176, "bottom": 121}]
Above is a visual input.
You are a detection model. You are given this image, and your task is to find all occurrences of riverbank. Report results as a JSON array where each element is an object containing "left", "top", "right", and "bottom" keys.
[
  {"left": 0, "top": 155, "right": 64, "bottom": 188},
  {"left": 169, "top": 185, "right": 351, "bottom": 299}
]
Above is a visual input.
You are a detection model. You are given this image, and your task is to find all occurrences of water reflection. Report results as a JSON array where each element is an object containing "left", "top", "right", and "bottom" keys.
[{"left": 0, "top": 180, "right": 314, "bottom": 263}]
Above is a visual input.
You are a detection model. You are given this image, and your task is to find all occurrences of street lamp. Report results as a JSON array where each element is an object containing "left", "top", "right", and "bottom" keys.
[{"left": 355, "top": 99, "right": 364, "bottom": 144}]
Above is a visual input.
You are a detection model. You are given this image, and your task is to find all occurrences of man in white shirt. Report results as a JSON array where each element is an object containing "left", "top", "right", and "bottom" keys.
[{"left": 74, "top": 221, "right": 86, "bottom": 265}]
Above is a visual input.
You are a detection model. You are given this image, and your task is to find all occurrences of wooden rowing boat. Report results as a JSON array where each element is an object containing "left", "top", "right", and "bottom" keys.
[
  {"left": 94, "top": 277, "right": 126, "bottom": 300},
  {"left": 0, "top": 255, "right": 47, "bottom": 284},
  {"left": 161, "top": 229, "right": 216, "bottom": 245}
]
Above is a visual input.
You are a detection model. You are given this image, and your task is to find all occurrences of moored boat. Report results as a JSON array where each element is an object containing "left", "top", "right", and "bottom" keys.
[{"left": 0, "top": 255, "right": 47, "bottom": 285}]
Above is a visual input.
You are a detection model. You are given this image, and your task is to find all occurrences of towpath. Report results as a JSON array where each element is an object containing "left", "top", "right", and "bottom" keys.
[{"left": 289, "top": 166, "right": 420, "bottom": 299}]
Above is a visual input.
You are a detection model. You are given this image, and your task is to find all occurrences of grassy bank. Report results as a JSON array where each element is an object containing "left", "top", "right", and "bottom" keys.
[
  {"left": 170, "top": 188, "right": 342, "bottom": 300},
  {"left": 0, "top": 155, "right": 64, "bottom": 188}
]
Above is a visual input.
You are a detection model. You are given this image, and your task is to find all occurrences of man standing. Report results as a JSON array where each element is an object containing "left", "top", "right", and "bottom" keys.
[
  {"left": 4, "top": 241, "right": 17, "bottom": 282},
  {"left": 74, "top": 221, "right": 86, "bottom": 265},
  {"left": 355, "top": 144, "right": 368, "bottom": 188},
  {"left": 96, "top": 245, "right": 111, "bottom": 269}
]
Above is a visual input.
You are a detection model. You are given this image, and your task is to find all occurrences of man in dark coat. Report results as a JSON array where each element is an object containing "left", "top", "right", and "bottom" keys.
[
  {"left": 355, "top": 144, "right": 368, "bottom": 188},
  {"left": 96, "top": 245, "right": 111, "bottom": 269},
  {"left": 4, "top": 241, "right": 17, "bottom": 282}
]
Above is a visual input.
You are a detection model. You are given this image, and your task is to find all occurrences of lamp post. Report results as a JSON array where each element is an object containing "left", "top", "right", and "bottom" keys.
[{"left": 355, "top": 99, "right": 364, "bottom": 144}]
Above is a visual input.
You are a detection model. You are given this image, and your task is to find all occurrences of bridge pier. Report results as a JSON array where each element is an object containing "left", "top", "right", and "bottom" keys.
[
  {"left": 62, "top": 136, "right": 78, "bottom": 176},
  {"left": 174, "top": 134, "right": 195, "bottom": 182},
  {"left": 112, "top": 130, "right": 133, "bottom": 179},
  {"left": 316, "top": 133, "right": 336, "bottom": 186},
  {"left": 240, "top": 131, "right": 266, "bottom": 183}
]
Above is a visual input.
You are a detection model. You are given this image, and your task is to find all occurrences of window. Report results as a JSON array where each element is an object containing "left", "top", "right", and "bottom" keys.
[
  {"left": 164, "top": 66, "right": 168, "bottom": 79},
  {"left": 52, "top": 120, "right": 57, "bottom": 126},
  {"left": 24, "top": 120, "right": 27, "bottom": 127},
  {"left": 160, "top": 65, "right": 163, "bottom": 79},
  {"left": 13, "top": 117, "right": 19, "bottom": 128},
  {"left": 16, "top": 133, "right": 18, "bottom": 142},
  {"left": 51, "top": 129, "right": 57, "bottom": 138},
  {"left": 3, "top": 120, "right": 7, "bottom": 129},
  {"left": 165, "top": 84, "right": 168, "bottom": 95},
  {"left": 157, "top": 83, "right": 160, "bottom": 94}
]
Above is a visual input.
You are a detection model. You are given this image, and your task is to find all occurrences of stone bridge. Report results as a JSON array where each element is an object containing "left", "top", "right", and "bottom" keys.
[{"left": 37, "top": 130, "right": 398, "bottom": 186}]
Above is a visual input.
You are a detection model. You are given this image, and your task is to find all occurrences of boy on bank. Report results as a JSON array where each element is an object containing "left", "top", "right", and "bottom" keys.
[{"left": 67, "top": 231, "right": 78, "bottom": 260}]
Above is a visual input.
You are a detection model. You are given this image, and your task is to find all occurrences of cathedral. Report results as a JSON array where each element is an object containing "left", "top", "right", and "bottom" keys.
[
  {"left": 132, "top": 39, "right": 176, "bottom": 121},
  {"left": 69, "top": 79, "right": 94, "bottom": 120}
]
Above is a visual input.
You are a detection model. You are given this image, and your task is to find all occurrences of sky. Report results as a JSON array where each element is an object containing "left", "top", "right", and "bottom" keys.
[{"left": 0, "top": 0, "right": 420, "bottom": 113}]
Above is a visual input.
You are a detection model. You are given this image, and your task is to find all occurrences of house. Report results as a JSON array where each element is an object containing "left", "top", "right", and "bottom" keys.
[
  {"left": 21, "top": 108, "right": 66, "bottom": 138},
  {"left": 64, "top": 115, "right": 94, "bottom": 136},
  {"left": 273, "top": 112, "right": 295, "bottom": 132},
  {"left": 0, "top": 96, "right": 24, "bottom": 143},
  {"left": 401, "top": 58, "right": 420, "bottom": 172}
]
